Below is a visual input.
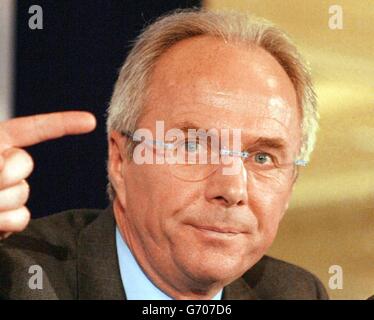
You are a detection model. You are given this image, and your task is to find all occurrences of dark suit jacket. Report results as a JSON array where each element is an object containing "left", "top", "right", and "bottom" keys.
[{"left": 0, "top": 206, "right": 328, "bottom": 300}]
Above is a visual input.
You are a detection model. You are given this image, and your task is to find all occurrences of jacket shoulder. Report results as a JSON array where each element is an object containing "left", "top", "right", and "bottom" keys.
[
  {"left": 0, "top": 208, "right": 104, "bottom": 299},
  {"left": 243, "top": 255, "right": 329, "bottom": 300},
  {"left": 17, "top": 208, "right": 102, "bottom": 245}
]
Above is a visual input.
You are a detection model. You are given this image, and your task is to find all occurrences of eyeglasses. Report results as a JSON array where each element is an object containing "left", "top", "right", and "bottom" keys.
[{"left": 121, "top": 130, "right": 307, "bottom": 193}]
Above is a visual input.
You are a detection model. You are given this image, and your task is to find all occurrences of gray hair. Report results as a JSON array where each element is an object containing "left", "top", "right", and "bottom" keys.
[{"left": 106, "top": 8, "right": 318, "bottom": 200}]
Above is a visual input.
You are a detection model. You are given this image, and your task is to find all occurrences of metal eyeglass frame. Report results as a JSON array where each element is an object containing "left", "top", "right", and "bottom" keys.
[{"left": 120, "top": 130, "right": 308, "bottom": 167}]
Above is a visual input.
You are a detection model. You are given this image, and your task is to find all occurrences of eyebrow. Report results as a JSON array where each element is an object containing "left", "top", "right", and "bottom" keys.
[
  {"left": 250, "top": 137, "right": 288, "bottom": 150},
  {"left": 171, "top": 120, "right": 207, "bottom": 133},
  {"left": 171, "top": 120, "right": 289, "bottom": 150}
]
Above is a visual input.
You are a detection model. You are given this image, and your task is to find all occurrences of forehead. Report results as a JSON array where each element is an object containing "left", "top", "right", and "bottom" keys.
[{"left": 140, "top": 35, "right": 301, "bottom": 143}]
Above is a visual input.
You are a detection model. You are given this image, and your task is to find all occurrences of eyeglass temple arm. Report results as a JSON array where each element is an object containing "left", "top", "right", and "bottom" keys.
[
  {"left": 120, "top": 130, "right": 133, "bottom": 138},
  {"left": 295, "top": 159, "right": 308, "bottom": 166}
]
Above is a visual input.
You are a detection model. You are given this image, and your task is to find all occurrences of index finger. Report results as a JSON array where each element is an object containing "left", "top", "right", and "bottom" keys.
[{"left": 0, "top": 111, "right": 97, "bottom": 152}]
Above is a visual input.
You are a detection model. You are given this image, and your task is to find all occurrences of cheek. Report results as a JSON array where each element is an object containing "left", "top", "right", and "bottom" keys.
[
  {"left": 124, "top": 164, "right": 194, "bottom": 242},
  {"left": 248, "top": 188, "right": 289, "bottom": 243},
  {"left": 123, "top": 166, "right": 162, "bottom": 237}
]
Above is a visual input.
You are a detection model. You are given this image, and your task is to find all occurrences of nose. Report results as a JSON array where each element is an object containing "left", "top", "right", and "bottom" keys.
[{"left": 205, "top": 157, "right": 248, "bottom": 207}]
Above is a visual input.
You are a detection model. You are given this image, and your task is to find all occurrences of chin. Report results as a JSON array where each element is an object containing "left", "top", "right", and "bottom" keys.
[
  {"left": 173, "top": 245, "right": 255, "bottom": 287},
  {"left": 169, "top": 224, "right": 266, "bottom": 286}
]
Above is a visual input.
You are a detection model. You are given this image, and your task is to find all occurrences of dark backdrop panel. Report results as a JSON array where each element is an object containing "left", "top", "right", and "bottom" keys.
[{"left": 15, "top": 0, "right": 201, "bottom": 218}]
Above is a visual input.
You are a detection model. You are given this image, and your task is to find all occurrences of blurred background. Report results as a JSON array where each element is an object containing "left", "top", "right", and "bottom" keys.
[{"left": 0, "top": 0, "right": 373, "bottom": 299}]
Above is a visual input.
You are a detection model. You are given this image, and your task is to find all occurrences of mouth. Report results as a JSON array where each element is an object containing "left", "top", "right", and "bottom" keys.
[{"left": 189, "top": 224, "right": 245, "bottom": 239}]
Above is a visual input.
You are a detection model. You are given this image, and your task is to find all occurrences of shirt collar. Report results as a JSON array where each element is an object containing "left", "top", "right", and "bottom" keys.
[{"left": 116, "top": 227, "right": 223, "bottom": 300}]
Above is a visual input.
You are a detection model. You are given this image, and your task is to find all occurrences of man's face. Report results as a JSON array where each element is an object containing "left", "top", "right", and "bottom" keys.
[{"left": 110, "top": 36, "right": 301, "bottom": 291}]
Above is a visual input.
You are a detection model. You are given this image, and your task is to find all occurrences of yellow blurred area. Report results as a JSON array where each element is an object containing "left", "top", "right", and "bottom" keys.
[{"left": 205, "top": 0, "right": 374, "bottom": 299}]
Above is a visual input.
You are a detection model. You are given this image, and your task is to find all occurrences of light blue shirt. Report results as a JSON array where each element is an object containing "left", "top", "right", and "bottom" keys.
[{"left": 116, "top": 227, "right": 223, "bottom": 300}]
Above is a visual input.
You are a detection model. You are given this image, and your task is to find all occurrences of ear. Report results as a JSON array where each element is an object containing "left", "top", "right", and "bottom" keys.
[
  {"left": 280, "top": 171, "right": 299, "bottom": 219},
  {"left": 108, "top": 130, "right": 129, "bottom": 207},
  {"left": 280, "top": 194, "right": 291, "bottom": 220}
]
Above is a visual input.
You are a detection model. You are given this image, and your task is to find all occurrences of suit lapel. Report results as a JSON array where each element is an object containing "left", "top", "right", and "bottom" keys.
[
  {"left": 77, "top": 206, "right": 126, "bottom": 300},
  {"left": 222, "top": 277, "right": 258, "bottom": 300}
]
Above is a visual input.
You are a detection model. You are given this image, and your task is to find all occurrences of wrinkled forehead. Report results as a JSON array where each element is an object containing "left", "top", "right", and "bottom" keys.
[
  {"left": 140, "top": 35, "right": 301, "bottom": 143},
  {"left": 171, "top": 89, "right": 296, "bottom": 127},
  {"left": 140, "top": 92, "right": 301, "bottom": 154}
]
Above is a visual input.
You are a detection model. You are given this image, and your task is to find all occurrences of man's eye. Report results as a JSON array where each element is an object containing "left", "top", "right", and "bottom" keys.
[
  {"left": 254, "top": 152, "right": 273, "bottom": 164},
  {"left": 185, "top": 141, "right": 200, "bottom": 153}
]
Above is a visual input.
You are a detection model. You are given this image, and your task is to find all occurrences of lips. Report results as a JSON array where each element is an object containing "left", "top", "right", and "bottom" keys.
[
  {"left": 195, "top": 225, "right": 242, "bottom": 234},
  {"left": 187, "top": 222, "right": 249, "bottom": 238}
]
